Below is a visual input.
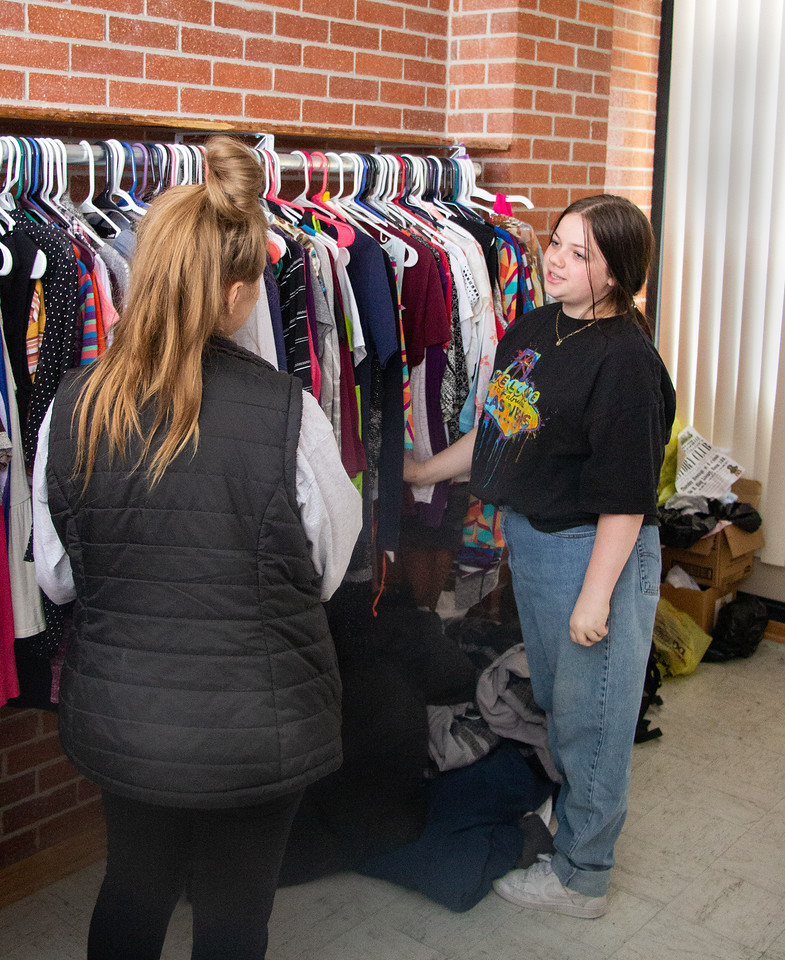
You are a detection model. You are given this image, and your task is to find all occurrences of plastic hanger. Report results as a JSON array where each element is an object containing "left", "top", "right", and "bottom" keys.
[
  {"left": 335, "top": 152, "right": 393, "bottom": 230},
  {"left": 148, "top": 144, "right": 169, "bottom": 198},
  {"left": 105, "top": 139, "right": 146, "bottom": 216},
  {"left": 79, "top": 140, "right": 121, "bottom": 238},
  {"left": 0, "top": 241, "right": 11, "bottom": 275},
  {"left": 262, "top": 147, "right": 303, "bottom": 225},
  {"left": 93, "top": 141, "right": 135, "bottom": 231},
  {"left": 131, "top": 142, "right": 150, "bottom": 202},
  {"left": 390, "top": 155, "right": 440, "bottom": 233},
  {"left": 319, "top": 151, "right": 384, "bottom": 237},
  {"left": 407, "top": 155, "right": 458, "bottom": 225},
  {"left": 119, "top": 141, "right": 149, "bottom": 208},
  {"left": 333, "top": 153, "right": 418, "bottom": 265},
  {"left": 0, "top": 136, "right": 21, "bottom": 229},
  {"left": 286, "top": 150, "right": 354, "bottom": 246},
  {"left": 49, "top": 138, "right": 105, "bottom": 250},
  {"left": 248, "top": 146, "right": 288, "bottom": 261},
  {"left": 0, "top": 138, "right": 47, "bottom": 277},
  {"left": 457, "top": 155, "right": 533, "bottom": 211},
  {"left": 189, "top": 144, "right": 206, "bottom": 184},
  {"left": 33, "top": 138, "right": 73, "bottom": 230},
  {"left": 16, "top": 138, "right": 53, "bottom": 225},
  {"left": 17, "top": 141, "right": 49, "bottom": 275}
]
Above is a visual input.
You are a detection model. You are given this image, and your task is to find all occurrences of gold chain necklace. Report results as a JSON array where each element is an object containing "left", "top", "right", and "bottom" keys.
[{"left": 554, "top": 308, "right": 601, "bottom": 346}]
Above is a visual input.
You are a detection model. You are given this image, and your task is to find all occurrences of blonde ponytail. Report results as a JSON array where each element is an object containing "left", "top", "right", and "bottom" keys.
[{"left": 72, "top": 136, "right": 267, "bottom": 491}]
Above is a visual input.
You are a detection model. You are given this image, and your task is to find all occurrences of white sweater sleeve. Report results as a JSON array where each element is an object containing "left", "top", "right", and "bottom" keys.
[
  {"left": 32, "top": 402, "right": 77, "bottom": 605},
  {"left": 296, "top": 391, "right": 362, "bottom": 599}
]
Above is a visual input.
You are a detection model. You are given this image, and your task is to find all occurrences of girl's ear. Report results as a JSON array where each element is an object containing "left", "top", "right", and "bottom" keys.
[{"left": 226, "top": 281, "right": 243, "bottom": 314}]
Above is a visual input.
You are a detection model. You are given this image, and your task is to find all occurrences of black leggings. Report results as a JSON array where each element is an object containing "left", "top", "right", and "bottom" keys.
[{"left": 88, "top": 789, "right": 303, "bottom": 960}]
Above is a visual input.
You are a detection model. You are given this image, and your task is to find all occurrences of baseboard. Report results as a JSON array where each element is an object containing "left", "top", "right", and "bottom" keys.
[
  {"left": 0, "top": 823, "right": 106, "bottom": 910},
  {"left": 765, "top": 620, "right": 785, "bottom": 645},
  {"left": 735, "top": 591, "right": 785, "bottom": 645}
]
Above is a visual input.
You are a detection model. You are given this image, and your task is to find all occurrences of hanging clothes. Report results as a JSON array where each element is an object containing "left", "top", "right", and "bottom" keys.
[{"left": 1, "top": 135, "right": 543, "bottom": 704}]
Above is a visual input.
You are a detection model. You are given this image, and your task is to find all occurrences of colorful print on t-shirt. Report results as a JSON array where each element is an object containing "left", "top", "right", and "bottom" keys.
[
  {"left": 476, "top": 347, "right": 541, "bottom": 479},
  {"left": 484, "top": 348, "right": 541, "bottom": 437}
]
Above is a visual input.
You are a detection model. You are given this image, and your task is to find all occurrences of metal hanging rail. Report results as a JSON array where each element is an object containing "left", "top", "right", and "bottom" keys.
[{"left": 0, "top": 136, "right": 478, "bottom": 175}]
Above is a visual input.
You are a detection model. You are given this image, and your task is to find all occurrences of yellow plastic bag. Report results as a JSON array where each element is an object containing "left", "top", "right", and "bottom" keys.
[
  {"left": 652, "top": 598, "right": 712, "bottom": 677},
  {"left": 657, "top": 416, "right": 683, "bottom": 505}
]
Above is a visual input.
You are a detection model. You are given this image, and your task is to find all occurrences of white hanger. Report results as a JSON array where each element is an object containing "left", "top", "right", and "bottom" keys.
[
  {"left": 335, "top": 153, "right": 419, "bottom": 265},
  {"left": 190, "top": 144, "right": 206, "bottom": 184},
  {"left": 0, "top": 136, "right": 20, "bottom": 228},
  {"left": 0, "top": 138, "right": 46, "bottom": 277},
  {"left": 321, "top": 151, "right": 345, "bottom": 212},
  {"left": 459, "top": 155, "right": 533, "bottom": 211},
  {"left": 335, "top": 152, "right": 384, "bottom": 228},
  {"left": 318, "top": 152, "right": 379, "bottom": 237},
  {"left": 250, "top": 146, "right": 288, "bottom": 262},
  {"left": 0, "top": 241, "right": 12, "bottom": 275},
  {"left": 106, "top": 139, "right": 146, "bottom": 215},
  {"left": 256, "top": 145, "right": 272, "bottom": 198},
  {"left": 78, "top": 140, "right": 121, "bottom": 237},
  {"left": 291, "top": 150, "right": 312, "bottom": 206},
  {"left": 30, "top": 247, "right": 47, "bottom": 280},
  {"left": 50, "top": 138, "right": 105, "bottom": 249}
]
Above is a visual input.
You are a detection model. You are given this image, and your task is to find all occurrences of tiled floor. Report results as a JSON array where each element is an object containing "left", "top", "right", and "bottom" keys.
[{"left": 2, "top": 639, "right": 785, "bottom": 960}]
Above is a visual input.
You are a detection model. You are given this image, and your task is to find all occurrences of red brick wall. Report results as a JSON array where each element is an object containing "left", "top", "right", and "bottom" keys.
[
  {"left": 452, "top": 0, "right": 662, "bottom": 237},
  {"left": 0, "top": 0, "right": 450, "bottom": 134},
  {"left": 0, "top": 707, "right": 103, "bottom": 871},
  {"left": 0, "top": 0, "right": 662, "bottom": 874}
]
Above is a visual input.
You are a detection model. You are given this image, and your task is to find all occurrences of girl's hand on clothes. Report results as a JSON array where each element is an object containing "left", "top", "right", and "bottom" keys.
[
  {"left": 403, "top": 451, "right": 424, "bottom": 485},
  {"left": 569, "top": 591, "right": 610, "bottom": 646},
  {"left": 403, "top": 426, "right": 478, "bottom": 487}
]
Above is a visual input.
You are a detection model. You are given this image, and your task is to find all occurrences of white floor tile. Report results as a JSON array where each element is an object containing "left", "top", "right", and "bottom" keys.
[
  {"left": 611, "top": 831, "right": 703, "bottom": 904},
  {"left": 380, "top": 887, "right": 514, "bottom": 956},
  {"left": 664, "top": 865, "right": 785, "bottom": 954},
  {"left": 452, "top": 907, "right": 612, "bottom": 960},
  {"left": 610, "top": 910, "right": 765, "bottom": 960},
  {"left": 281, "top": 916, "right": 449, "bottom": 960},
  {"left": 763, "top": 924, "right": 785, "bottom": 960}
]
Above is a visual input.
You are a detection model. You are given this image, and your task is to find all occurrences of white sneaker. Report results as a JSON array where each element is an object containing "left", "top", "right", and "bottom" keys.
[{"left": 493, "top": 860, "right": 607, "bottom": 918}]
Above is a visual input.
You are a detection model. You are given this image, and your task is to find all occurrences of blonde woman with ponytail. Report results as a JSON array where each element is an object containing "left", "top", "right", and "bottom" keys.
[{"left": 32, "top": 137, "right": 362, "bottom": 960}]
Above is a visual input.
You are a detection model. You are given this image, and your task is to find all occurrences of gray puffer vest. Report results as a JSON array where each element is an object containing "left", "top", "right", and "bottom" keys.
[{"left": 47, "top": 339, "right": 342, "bottom": 808}]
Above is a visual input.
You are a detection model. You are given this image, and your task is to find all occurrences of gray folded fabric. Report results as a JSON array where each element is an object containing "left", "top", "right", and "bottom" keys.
[{"left": 475, "top": 642, "right": 560, "bottom": 783}]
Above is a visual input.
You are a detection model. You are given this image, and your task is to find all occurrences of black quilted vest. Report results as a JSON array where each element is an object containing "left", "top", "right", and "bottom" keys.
[{"left": 47, "top": 339, "right": 342, "bottom": 808}]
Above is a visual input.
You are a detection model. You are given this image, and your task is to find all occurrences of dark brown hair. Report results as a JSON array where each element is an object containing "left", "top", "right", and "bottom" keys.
[{"left": 551, "top": 194, "right": 655, "bottom": 333}]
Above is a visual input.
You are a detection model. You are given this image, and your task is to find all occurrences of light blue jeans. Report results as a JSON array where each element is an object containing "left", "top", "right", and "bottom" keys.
[{"left": 500, "top": 511, "right": 661, "bottom": 897}]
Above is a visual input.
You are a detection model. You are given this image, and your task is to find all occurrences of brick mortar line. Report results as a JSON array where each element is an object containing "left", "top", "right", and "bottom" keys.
[{"left": 6, "top": 23, "right": 449, "bottom": 43}]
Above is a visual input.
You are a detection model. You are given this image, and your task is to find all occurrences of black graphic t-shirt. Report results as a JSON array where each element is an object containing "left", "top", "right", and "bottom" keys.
[{"left": 469, "top": 302, "right": 676, "bottom": 532}]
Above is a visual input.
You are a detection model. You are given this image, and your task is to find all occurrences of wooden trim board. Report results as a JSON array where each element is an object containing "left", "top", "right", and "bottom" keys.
[
  {"left": 0, "top": 824, "right": 106, "bottom": 911},
  {"left": 765, "top": 621, "right": 785, "bottom": 645}
]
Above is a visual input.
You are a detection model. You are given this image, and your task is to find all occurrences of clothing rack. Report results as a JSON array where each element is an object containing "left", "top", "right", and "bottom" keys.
[{"left": 0, "top": 136, "right": 482, "bottom": 176}]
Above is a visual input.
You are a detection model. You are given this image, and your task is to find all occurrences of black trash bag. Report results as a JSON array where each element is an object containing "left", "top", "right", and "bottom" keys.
[
  {"left": 711, "top": 499, "right": 762, "bottom": 533},
  {"left": 704, "top": 596, "right": 769, "bottom": 662},
  {"left": 657, "top": 509, "right": 718, "bottom": 548}
]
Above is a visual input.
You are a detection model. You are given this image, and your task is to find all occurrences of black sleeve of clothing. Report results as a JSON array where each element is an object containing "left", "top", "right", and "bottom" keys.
[{"left": 578, "top": 336, "right": 675, "bottom": 518}]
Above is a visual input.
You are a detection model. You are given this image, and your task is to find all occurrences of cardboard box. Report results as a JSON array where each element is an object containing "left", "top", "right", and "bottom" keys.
[
  {"left": 661, "top": 478, "right": 765, "bottom": 590},
  {"left": 659, "top": 583, "right": 736, "bottom": 634}
]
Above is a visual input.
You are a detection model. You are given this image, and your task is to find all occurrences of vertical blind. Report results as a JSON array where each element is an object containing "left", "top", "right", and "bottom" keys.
[{"left": 657, "top": 0, "right": 785, "bottom": 565}]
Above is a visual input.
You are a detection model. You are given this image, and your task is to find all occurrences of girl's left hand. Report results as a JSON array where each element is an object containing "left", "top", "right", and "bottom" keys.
[{"left": 569, "top": 592, "right": 609, "bottom": 646}]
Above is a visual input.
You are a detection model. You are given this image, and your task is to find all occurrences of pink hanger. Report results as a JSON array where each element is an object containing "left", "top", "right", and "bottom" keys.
[
  {"left": 493, "top": 193, "right": 514, "bottom": 216},
  {"left": 303, "top": 151, "right": 355, "bottom": 247}
]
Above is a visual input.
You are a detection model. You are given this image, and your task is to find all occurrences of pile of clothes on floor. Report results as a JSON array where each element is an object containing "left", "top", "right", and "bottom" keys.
[{"left": 279, "top": 583, "right": 557, "bottom": 912}]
